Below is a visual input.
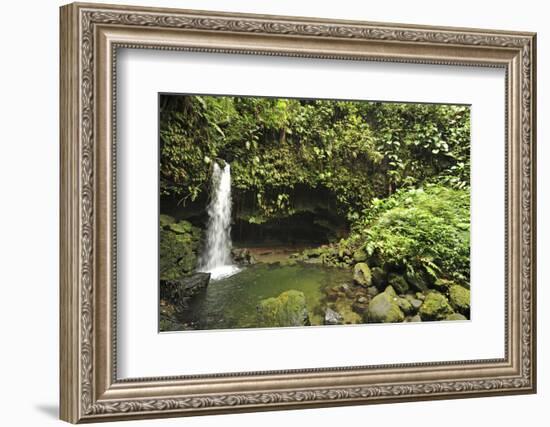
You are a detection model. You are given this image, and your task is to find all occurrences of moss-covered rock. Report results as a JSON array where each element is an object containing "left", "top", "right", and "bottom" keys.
[
  {"left": 396, "top": 297, "right": 415, "bottom": 315},
  {"left": 388, "top": 273, "right": 409, "bottom": 294},
  {"left": 404, "top": 294, "right": 423, "bottom": 311},
  {"left": 353, "top": 263, "right": 372, "bottom": 287},
  {"left": 160, "top": 272, "right": 211, "bottom": 308},
  {"left": 159, "top": 216, "right": 202, "bottom": 281},
  {"left": 405, "top": 269, "right": 429, "bottom": 292},
  {"left": 366, "top": 286, "right": 380, "bottom": 297},
  {"left": 353, "top": 248, "right": 368, "bottom": 263},
  {"left": 445, "top": 313, "right": 468, "bottom": 321},
  {"left": 324, "top": 307, "right": 344, "bottom": 325},
  {"left": 256, "top": 290, "right": 310, "bottom": 327},
  {"left": 366, "top": 290, "right": 405, "bottom": 323},
  {"left": 432, "top": 278, "right": 454, "bottom": 291},
  {"left": 384, "top": 285, "right": 397, "bottom": 297},
  {"left": 371, "top": 267, "right": 386, "bottom": 290},
  {"left": 352, "top": 297, "right": 369, "bottom": 315},
  {"left": 448, "top": 284, "right": 470, "bottom": 315},
  {"left": 419, "top": 291, "right": 454, "bottom": 321}
]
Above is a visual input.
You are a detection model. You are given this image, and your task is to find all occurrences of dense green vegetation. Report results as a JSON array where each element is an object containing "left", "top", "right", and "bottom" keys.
[
  {"left": 159, "top": 95, "right": 471, "bottom": 330},
  {"left": 160, "top": 96, "right": 469, "bottom": 222},
  {"left": 160, "top": 95, "right": 470, "bottom": 283},
  {"left": 343, "top": 185, "right": 470, "bottom": 286}
]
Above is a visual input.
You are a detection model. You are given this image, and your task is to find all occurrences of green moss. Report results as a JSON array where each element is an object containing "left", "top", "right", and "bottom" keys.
[
  {"left": 387, "top": 273, "right": 409, "bottom": 294},
  {"left": 256, "top": 290, "right": 309, "bottom": 327},
  {"left": 384, "top": 285, "right": 397, "bottom": 297},
  {"left": 396, "top": 297, "right": 415, "bottom": 315},
  {"left": 348, "top": 186, "right": 471, "bottom": 286},
  {"left": 371, "top": 267, "right": 386, "bottom": 289},
  {"left": 433, "top": 278, "right": 454, "bottom": 291},
  {"left": 448, "top": 284, "right": 470, "bottom": 315},
  {"left": 419, "top": 291, "right": 454, "bottom": 321},
  {"left": 353, "top": 263, "right": 372, "bottom": 287},
  {"left": 405, "top": 269, "right": 429, "bottom": 292},
  {"left": 159, "top": 219, "right": 202, "bottom": 280},
  {"left": 445, "top": 313, "right": 468, "bottom": 321},
  {"left": 367, "top": 291, "right": 404, "bottom": 323},
  {"left": 353, "top": 248, "right": 368, "bottom": 263}
]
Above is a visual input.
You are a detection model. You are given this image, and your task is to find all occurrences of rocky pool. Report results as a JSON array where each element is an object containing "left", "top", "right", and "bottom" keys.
[{"left": 175, "top": 263, "right": 354, "bottom": 330}]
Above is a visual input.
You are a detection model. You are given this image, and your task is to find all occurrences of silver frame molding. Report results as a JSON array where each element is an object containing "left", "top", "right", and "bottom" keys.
[{"left": 60, "top": 2, "right": 537, "bottom": 423}]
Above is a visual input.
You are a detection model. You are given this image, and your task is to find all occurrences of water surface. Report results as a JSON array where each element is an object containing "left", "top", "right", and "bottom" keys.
[{"left": 181, "top": 263, "right": 352, "bottom": 330}]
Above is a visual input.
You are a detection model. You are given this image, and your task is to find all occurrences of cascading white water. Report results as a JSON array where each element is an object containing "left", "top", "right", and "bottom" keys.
[{"left": 199, "top": 162, "right": 240, "bottom": 280}]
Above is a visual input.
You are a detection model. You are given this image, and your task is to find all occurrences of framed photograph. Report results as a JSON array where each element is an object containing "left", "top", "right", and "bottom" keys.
[{"left": 60, "top": 2, "right": 537, "bottom": 423}]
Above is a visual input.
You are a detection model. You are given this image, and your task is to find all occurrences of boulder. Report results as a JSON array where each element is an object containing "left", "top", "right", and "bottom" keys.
[
  {"left": 366, "top": 286, "right": 380, "bottom": 298},
  {"left": 384, "top": 285, "right": 397, "bottom": 297},
  {"left": 231, "top": 248, "right": 257, "bottom": 265},
  {"left": 404, "top": 294, "right": 423, "bottom": 311},
  {"left": 159, "top": 218, "right": 202, "bottom": 281},
  {"left": 160, "top": 272, "right": 211, "bottom": 308},
  {"left": 371, "top": 267, "right": 386, "bottom": 289},
  {"left": 352, "top": 296, "right": 370, "bottom": 315},
  {"left": 396, "top": 297, "right": 415, "bottom": 315},
  {"left": 338, "top": 283, "right": 354, "bottom": 298},
  {"left": 419, "top": 291, "right": 454, "bottom": 321},
  {"left": 353, "top": 263, "right": 372, "bottom": 287},
  {"left": 433, "top": 278, "right": 454, "bottom": 291},
  {"left": 324, "top": 307, "right": 344, "bottom": 325},
  {"left": 366, "top": 291, "right": 405, "bottom": 323},
  {"left": 256, "top": 290, "right": 310, "bottom": 327},
  {"left": 388, "top": 273, "right": 409, "bottom": 294},
  {"left": 448, "top": 284, "right": 470, "bottom": 316},
  {"left": 445, "top": 313, "right": 468, "bottom": 321},
  {"left": 353, "top": 248, "right": 368, "bottom": 263},
  {"left": 325, "top": 287, "right": 340, "bottom": 302},
  {"left": 405, "top": 269, "right": 429, "bottom": 292}
]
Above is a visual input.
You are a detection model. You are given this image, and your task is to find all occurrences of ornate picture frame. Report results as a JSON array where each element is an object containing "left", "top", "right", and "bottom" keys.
[{"left": 60, "top": 2, "right": 536, "bottom": 423}]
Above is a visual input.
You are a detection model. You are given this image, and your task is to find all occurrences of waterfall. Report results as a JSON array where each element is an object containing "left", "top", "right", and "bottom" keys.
[{"left": 199, "top": 162, "right": 240, "bottom": 280}]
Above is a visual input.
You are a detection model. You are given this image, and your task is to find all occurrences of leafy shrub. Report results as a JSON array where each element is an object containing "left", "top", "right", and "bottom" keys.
[{"left": 353, "top": 185, "right": 470, "bottom": 285}]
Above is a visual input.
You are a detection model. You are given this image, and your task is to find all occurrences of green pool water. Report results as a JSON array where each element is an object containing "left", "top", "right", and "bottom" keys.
[{"left": 180, "top": 263, "right": 353, "bottom": 330}]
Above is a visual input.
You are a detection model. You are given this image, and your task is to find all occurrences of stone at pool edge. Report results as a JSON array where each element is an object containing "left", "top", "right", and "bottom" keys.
[
  {"left": 396, "top": 296, "right": 415, "bottom": 315},
  {"left": 370, "top": 267, "right": 386, "bottom": 290},
  {"left": 351, "top": 295, "right": 369, "bottom": 315},
  {"left": 256, "top": 290, "right": 310, "bottom": 327},
  {"left": 231, "top": 248, "right": 257, "bottom": 265},
  {"left": 366, "top": 286, "right": 379, "bottom": 297},
  {"left": 324, "top": 307, "right": 344, "bottom": 325},
  {"left": 448, "top": 284, "right": 471, "bottom": 315},
  {"left": 159, "top": 272, "right": 211, "bottom": 308},
  {"left": 159, "top": 216, "right": 202, "bottom": 280},
  {"left": 353, "top": 262, "right": 372, "bottom": 287},
  {"left": 387, "top": 273, "right": 409, "bottom": 294},
  {"left": 418, "top": 291, "right": 455, "bottom": 321},
  {"left": 365, "top": 288, "right": 405, "bottom": 323},
  {"left": 404, "top": 294, "right": 423, "bottom": 310},
  {"left": 445, "top": 313, "right": 468, "bottom": 321}
]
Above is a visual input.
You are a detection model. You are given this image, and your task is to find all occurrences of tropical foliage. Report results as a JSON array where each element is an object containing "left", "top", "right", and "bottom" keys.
[
  {"left": 160, "top": 94, "right": 471, "bottom": 285},
  {"left": 160, "top": 96, "right": 469, "bottom": 221}
]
